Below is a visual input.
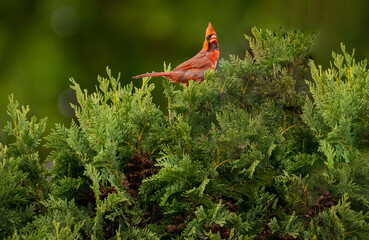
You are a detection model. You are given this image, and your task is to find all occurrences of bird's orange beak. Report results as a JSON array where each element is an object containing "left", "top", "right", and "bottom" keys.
[{"left": 209, "top": 34, "right": 217, "bottom": 44}]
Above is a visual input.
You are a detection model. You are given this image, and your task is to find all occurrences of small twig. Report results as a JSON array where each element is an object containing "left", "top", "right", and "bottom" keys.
[
  {"left": 202, "top": 128, "right": 217, "bottom": 141},
  {"left": 241, "top": 81, "right": 249, "bottom": 109},
  {"left": 273, "top": 63, "right": 276, "bottom": 78},
  {"left": 281, "top": 110, "right": 296, "bottom": 133},
  {"left": 215, "top": 159, "right": 230, "bottom": 168},
  {"left": 204, "top": 98, "right": 215, "bottom": 110},
  {"left": 137, "top": 125, "right": 147, "bottom": 154},
  {"left": 303, "top": 182, "right": 309, "bottom": 209},
  {"left": 219, "top": 81, "right": 227, "bottom": 95},
  {"left": 213, "top": 146, "right": 229, "bottom": 168},
  {"left": 168, "top": 96, "right": 172, "bottom": 124}
]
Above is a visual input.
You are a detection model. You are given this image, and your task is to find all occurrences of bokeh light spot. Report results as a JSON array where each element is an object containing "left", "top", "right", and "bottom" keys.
[
  {"left": 51, "top": 5, "right": 79, "bottom": 37},
  {"left": 58, "top": 89, "right": 78, "bottom": 118}
]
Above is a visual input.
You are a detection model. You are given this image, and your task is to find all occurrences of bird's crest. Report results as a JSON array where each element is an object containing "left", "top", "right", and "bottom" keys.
[{"left": 206, "top": 22, "right": 216, "bottom": 37}]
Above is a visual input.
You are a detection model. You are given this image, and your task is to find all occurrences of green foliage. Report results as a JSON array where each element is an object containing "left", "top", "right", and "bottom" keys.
[
  {"left": 11, "top": 196, "right": 86, "bottom": 240},
  {"left": 182, "top": 202, "right": 251, "bottom": 239},
  {"left": 268, "top": 211, "right": 304, "bottom": 238},
  {"left": 0, "top": 96, "right": 49, "bottom": 239},
  {"left": 302, "top": 43, "right": 369, "bottom": 169},
  {"left": 2, "top": 27, "right": 369, "bottom": 239},
  {"left": 304, "top": 194, "right": 369, "bottom": 240}
]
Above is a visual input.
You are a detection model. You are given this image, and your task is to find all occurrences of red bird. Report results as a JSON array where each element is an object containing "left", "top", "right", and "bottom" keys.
[{"left": 132, "top": 23, "right": 219, "bottom": 84}]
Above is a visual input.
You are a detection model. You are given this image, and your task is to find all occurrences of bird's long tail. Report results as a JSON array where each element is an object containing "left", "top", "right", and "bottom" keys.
[{"left": 132, "top": 72, "right": 171, "bottom": 79}]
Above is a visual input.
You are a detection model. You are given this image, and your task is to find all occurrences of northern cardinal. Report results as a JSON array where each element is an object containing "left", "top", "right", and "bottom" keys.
[{"left": 132, "top": 23, "right": 219, "bottom": 84}]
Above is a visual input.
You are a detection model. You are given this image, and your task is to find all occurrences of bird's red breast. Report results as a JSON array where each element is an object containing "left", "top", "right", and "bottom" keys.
[{"left": 133, "top": 22, "right": 220, "bottom": 84}]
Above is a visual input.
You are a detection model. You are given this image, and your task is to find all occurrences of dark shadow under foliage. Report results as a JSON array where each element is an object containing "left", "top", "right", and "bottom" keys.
[{"left": 1, "top": 27, "right": 369, "bottom": 239}]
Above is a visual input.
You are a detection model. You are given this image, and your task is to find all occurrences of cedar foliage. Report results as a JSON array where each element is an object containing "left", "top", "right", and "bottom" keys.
[{"left": 2, "top": 27, "right": 369, "bottom": 239}]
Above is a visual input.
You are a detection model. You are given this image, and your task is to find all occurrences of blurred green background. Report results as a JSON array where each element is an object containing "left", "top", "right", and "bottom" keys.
[{"left": 1, "top": 0, "right": 368, "bottom": 144}]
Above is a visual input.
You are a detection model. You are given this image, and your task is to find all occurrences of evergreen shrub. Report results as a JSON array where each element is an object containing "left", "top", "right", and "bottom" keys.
[{"left": 2, "top": 27, "right": 369, "bottom": 239}]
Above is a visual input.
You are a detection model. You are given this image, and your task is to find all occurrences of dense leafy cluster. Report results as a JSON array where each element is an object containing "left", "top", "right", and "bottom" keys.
[{"left": 2, "top": 27, "right": 369, "bottom": 239}]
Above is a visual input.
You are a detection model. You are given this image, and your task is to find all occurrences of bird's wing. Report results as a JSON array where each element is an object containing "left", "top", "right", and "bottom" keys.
[{"left": 173, "top": 51, "right": 209, "bottom": 71}]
